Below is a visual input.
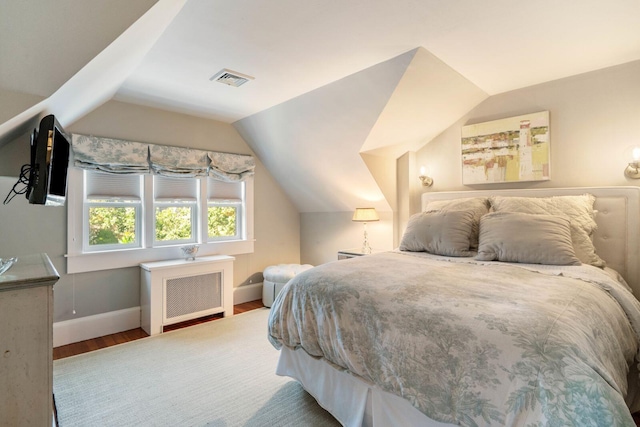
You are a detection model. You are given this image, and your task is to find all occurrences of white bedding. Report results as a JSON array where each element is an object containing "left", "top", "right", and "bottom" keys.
[{"left": 269, "top": 251, "right": 640, "bottom": 426}]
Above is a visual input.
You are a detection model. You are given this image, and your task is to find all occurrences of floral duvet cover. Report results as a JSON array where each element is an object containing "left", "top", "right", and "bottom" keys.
[{"left": 268, "top": 251, "right": 640, "bottom": 426}]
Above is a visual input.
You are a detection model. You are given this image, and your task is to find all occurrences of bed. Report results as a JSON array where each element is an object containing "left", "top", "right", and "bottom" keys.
[{"left": 268, "top": 187, "right": 640, "bottom": 426}]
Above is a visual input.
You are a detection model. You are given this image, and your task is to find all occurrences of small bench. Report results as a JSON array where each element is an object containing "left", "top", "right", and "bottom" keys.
[{"left": 262, "top": 264, "right": 313, "bottom": 307}]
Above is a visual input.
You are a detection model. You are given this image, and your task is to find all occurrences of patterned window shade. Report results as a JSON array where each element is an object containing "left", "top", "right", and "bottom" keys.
[
  {"left": 149, "top": 145, "right": 209, "bottom": 177},
  {"left": 208, "top": 152, "right": 255, "bottom": 182},
  {"left": 72, "top": 134, "right": 150, "bottom": 174},
  {"left": 71, "top": 134, "right": 254, "bottom": 181}
]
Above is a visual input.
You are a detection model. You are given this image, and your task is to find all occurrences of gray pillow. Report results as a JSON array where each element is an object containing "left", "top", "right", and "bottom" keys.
[
  {"left": 425, "top": 197, "right": 489, "bottom": 250},
  {"left": 476, "top": 212, "right": 581, "bottom": 265},
  {"left": 399, "top": 210, "right": 475, "bottom": 257},
  {"left": 489, "top": 194, "right": 604, "bottom": 267}
]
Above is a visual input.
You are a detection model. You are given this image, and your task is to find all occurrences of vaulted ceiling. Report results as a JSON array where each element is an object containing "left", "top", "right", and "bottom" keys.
[{"left": 2, "top": 0, "right": 640, "bottom": 212}]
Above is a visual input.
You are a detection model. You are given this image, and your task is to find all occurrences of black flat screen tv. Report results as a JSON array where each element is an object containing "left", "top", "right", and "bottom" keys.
[{"left": 26, "top": 114, "right": 70, "bottom": 206}]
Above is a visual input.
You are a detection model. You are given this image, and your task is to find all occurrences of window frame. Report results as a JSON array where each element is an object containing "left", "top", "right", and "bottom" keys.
[
  {"left": 66, "top": 167, "right": 255, "bottom": 274},
  {"left": 84, "top": 199, "right": 142, "bottom": 252},
  {"left": 152, "top": 175, "right": 199, "bottom": 246},
  {"left": 207, "top": 201, "right": 243, "bottom": 242},
  {"left": 153, "top": 201, "right": 198, "bottom": 246}
]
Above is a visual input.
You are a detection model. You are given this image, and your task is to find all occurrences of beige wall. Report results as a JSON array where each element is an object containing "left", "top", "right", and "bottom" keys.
[
  {"left": 0, "top": 89, "right": 45, "bottom": 176},
  {"left": 4, "top": 58, "right": 640, "bottom": 322},
  {"left": 301, "top": 60, "right": 640, "bottom": 264},
  {"left": 0, "top": 98, "right": 300, "bottom": 322},
  {"left": 416, "top": 60, "right": 640, "bottom": 196},
  {"left": 300, "top": 211, "right": 394, "bottom": 266}
]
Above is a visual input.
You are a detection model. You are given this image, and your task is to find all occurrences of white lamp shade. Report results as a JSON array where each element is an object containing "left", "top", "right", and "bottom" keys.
[{"left": 352, "top": 208, "right": 379, "bottom": 222}]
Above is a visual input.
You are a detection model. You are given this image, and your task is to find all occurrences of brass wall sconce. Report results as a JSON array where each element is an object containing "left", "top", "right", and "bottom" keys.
[
  {"left": 625, "top": 147, "right": 640, "bottom": 179},
  {"left": 419, "top": 166, "right": 433, "bottom": 187}
]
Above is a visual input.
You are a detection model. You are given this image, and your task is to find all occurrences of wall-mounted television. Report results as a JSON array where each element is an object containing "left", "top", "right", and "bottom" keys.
[{"left": 26, "top": 115, "right": 70, "bottom": 206}]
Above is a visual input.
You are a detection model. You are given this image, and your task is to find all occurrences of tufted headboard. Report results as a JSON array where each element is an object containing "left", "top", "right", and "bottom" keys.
[{"left": 422, "top": 187, "right": 640, "bottom": 297}]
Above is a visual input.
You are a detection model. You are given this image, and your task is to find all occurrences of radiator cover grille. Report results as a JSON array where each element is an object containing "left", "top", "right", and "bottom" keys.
[{"left": 165, "top": 272, "right": 222, "bottom": 320}]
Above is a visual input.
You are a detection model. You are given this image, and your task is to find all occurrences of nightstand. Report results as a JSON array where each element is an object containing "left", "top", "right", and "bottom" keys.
[{"left": 337, "top": 248, "right": 382, "bottom": 260}]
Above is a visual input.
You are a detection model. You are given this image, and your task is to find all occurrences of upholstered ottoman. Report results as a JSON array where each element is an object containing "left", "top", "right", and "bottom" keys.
[{"left": 263, "top": 264, "right": 313, "bottom": 307}]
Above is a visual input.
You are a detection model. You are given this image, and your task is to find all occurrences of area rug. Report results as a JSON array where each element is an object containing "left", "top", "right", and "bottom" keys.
[{"left": 53, "top": 308, "right": 340, "bottom": 426}]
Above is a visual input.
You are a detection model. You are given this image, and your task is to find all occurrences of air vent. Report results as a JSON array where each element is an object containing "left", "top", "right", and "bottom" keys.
[{"left": 210, "top": 69, "right": 254, "bottom": 87}]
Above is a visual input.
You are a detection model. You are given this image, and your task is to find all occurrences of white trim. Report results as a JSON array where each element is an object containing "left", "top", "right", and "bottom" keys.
[
  {"left": 52, "top": 286, "right": 262, "bottom": 347},
  {"left": 233, "top": 282, "right": 263, "bottom": 305},
  {"left": 53, "top": 306, "right": 141, "bottom": 347},
  {"left": 66, "top": 169, "right": 256, "bottom": 274},
  {"left": 67, "top": 240, "right": 253, "bottom": 274}
]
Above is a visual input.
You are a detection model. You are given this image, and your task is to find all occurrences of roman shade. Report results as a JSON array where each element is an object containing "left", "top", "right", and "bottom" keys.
[
  {"left": 72, "top": 134, "right": 150, "bottom": 174},
  {"left": 149, "top": 145, "right": 208, "bottom": 177},
  {"left": 71, "top": 134, "right": 255, "bottom": 182},
  {"left": 208, "top": 152, "right": 255, "bottom": 182}
]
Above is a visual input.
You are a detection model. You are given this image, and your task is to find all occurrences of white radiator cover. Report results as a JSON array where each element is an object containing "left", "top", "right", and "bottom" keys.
[
  {"left": 165, "top": 272, "right": 222, "bottom": 321},
  {"left": 140, "top": 255, "right": 235, "bottom": 336}
]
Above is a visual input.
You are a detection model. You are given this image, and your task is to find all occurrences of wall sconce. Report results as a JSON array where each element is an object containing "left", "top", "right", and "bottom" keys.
[
  {"left": 352, "top": 207, "right": 379, "bottom": 254},
  {"left": 418, "top": 166, "right": 433, "bottom": 187},
  {"left": 624, "top": 147, "right": 640, "bottom": 179}
]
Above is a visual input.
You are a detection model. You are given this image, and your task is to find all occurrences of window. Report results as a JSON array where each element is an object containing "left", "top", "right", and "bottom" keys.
[
  {"left": 67, "top": 168, "right": 254, "bottom": 274},
  {"left": 207, "top": 179, "right": 243, "bottom": 241},
  {"left": 153, "top": 176, "right": 198, "bottom": 245},
  {"left": 83, "top": 172, "right": 143, "bottom": 252}
]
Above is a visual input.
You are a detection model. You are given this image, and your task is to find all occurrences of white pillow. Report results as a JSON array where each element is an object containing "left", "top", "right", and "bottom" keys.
[
  {"left": 476, "top": 212, "right": 581, "bottom": 266},
  {"left": 399, "top": 210, "right": 475, "bottom": 257}
]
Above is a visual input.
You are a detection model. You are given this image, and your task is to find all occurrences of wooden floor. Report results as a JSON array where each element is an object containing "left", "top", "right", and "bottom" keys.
[{"left": 53, "top": 300, "right": 265, "bottom": 360}]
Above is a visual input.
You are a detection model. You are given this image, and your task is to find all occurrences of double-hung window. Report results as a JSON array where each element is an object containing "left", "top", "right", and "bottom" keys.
[
  {"left": 84, "top": 171, "right": 143, "bottom": 252},
  {"left": 207, "top": 179, "right": 243, "bottom": 241},
  {"left": 153, "top": 175, "right": 198, "bottom": 245}
]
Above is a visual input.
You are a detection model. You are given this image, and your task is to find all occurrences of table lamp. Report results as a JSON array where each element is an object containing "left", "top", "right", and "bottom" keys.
[{"left": 352, "top": 208, "right": 379, "bottom": 254}]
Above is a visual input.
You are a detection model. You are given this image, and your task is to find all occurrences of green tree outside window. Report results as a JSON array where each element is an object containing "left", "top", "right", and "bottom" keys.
[
  {"left": 89, "top": 206, "right": 136, "bottom": 246},
  {"left": 155, "top": 206, "right": 193, "bottom": 241},
  {"left": 208, "top": 206, "right": 237, "bottom": 238}
]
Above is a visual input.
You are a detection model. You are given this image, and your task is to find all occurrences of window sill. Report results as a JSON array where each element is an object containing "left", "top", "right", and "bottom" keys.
[{"left": 66, "top": 240, "right": 254, "bottom": 274}]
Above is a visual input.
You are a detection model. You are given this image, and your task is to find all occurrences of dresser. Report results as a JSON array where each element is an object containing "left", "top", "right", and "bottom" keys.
[{"left": 0, "top": 253, "right": 59, "bottom": 426}]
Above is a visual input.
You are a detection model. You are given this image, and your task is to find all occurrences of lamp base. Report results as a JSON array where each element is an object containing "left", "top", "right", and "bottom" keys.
[{"left": 361, "top": 223, "right": 372, "bottom": 254}]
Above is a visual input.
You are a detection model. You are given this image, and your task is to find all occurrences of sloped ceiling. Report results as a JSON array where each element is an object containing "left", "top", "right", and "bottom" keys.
[
  {"left": 362, "top": 48, "right": 488, "bottom": 157},
  {"left": 0, "top": 0, "right": 184, "bottom": 146},
  {"left": 234, "top": 48, "right": 489, "bottom": 212},
  {"left": 2, "top": 0, "right": 640, "bottom": 214},
  {"left": 234, "top": 51, "right": 415, "bottom": 213}
]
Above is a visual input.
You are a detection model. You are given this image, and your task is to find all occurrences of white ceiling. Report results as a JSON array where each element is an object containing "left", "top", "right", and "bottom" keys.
[
  {"left": 114, "top": 0, "right": 640, "bottom": 123},
  {"left": 2, "top": 0, "right": 640, "bottom": 213}
]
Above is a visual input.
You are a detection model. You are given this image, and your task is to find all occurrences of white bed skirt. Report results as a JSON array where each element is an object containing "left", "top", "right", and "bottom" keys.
[{"left": 276, "top": 346, "right": 453, "bottom": 427}]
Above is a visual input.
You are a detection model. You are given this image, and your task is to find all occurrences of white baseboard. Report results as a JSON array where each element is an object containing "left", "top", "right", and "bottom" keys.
[
  {"left": 53, "top": 286, "right": 263, "bottom": 348},
  {"left": 53, "top": 306, "right": 141, "bottom": 348},
  {"left": 233, "top": 282, "right": 263, "bottom": 305}
]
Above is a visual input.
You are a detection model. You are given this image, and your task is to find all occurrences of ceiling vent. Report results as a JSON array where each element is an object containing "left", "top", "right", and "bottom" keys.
[{"left": 210, "top": 69, "right": 254, "bottom": 87}]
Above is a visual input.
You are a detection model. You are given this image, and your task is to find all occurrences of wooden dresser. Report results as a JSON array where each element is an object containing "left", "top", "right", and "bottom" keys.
[{"left": 0, "top": 253, "right": 59, "bottom": 426}]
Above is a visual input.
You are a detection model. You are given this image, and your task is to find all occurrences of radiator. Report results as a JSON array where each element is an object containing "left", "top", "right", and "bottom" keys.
[
  {"left": 140, "top": 255, "right": 235, "bottom": 335},
  {"left": 165, "top": 272, "right": 222, "bottom": 323}
]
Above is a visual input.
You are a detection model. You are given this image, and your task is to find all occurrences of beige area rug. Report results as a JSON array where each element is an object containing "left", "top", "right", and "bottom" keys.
[{"left": 53, "top": 308, "right": 340, "bottom": 426}]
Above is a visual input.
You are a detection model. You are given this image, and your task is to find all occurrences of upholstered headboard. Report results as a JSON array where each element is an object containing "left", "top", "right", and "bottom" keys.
[{"left": 422, "top": 187, "right": 640, "bottom": 296}]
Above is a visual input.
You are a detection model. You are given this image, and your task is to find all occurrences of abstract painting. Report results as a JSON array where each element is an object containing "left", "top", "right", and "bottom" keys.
[{"left": 461, "top": 111, "right": 550, "bottom": 184}]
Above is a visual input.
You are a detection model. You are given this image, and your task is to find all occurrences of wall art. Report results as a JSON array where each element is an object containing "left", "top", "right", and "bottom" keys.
[{"left": 461, "top": 111, "right": 550, "bottom": 184}]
